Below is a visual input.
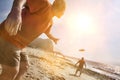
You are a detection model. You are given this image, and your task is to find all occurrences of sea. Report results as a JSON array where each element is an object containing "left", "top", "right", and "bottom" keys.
[{"left": 87, "top": 61, "right": 120, "bottom": 80}]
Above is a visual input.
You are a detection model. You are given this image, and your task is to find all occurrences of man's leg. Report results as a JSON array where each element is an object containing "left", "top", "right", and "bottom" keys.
[
  {"left": 0, "top": 64, "right": 19, "bottom": 80},
  {"left": 0, "top": 37, "right": 21, "bottom": 80},
  {"left": 74, "top": 68, "right": 79, "bottom": 76},
  {"left": 15, "top": 53, "right": 29, "bottom": 80},
  {"left": 79, "top": 68, "right": 83, "bottom": 76}
]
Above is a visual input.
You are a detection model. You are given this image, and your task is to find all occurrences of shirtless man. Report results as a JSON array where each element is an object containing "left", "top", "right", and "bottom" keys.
[{"left": 74, "top": 57, "right": 86, "bottom": 76}]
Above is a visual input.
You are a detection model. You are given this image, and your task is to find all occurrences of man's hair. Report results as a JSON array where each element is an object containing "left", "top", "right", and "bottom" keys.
[{"left": 52, "top": 0, "right": 66, "bottom": 12}]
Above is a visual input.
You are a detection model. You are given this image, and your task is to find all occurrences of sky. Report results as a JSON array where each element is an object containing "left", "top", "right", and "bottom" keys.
[
  {"left": 0, "top": 0, "right": 120, "bottom": 65},
  {"left": 48, "top": 0, "right": 120, "bottom": 65}
]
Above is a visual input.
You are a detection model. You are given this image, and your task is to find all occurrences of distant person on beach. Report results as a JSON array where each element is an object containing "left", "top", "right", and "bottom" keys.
[
  {"left": 74, "top": 57, "right": 86, "bottom": 76},
  {"left": 0, "top": 0, "right": 66, "bottom": 80}
]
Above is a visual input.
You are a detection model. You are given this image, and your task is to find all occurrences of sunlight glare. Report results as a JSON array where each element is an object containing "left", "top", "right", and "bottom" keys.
[{"left": 67, "top": 14, "right": 96, "bottom": 34}]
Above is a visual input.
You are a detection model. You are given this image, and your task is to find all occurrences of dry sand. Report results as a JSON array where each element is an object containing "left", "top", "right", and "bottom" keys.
[
  {"left": 0, "top": 47, "right": 114, "bottom": 80},
  {"left": 21, "top": 47, "right": 113, "bottom": 80}
]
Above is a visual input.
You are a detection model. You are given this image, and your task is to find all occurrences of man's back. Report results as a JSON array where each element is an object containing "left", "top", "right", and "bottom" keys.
[{"left": 78, "top": 59, "right": 85, "bottom": 68}]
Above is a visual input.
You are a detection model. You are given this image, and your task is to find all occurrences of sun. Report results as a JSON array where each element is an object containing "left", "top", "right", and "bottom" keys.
[
  {"left": 77, "top": 15, "right": 92, "bottom": 30},
  {"left": 66, "top": 14, "right": 96, "bottom": 34}
]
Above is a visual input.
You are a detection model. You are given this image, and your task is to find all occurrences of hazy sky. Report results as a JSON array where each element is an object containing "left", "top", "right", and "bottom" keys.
[
  {"left": 0, "top": 0, "right": 120, "bottom": 64},
  {"left": 49, "top": 0, "right": 120, "bottom": 64}
]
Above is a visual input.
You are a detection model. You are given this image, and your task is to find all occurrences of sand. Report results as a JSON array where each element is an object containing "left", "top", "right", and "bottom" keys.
[{"left": 0, "top": 47, "right": 114, "bottom": 80}]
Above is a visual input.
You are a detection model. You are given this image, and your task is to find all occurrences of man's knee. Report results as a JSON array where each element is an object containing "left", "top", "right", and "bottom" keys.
[
  {"left": 20, "top": 61, "right": 29, "bottom": 72},
  {"left": 20, "top": 53, "right": 29, "bottom": 72}
]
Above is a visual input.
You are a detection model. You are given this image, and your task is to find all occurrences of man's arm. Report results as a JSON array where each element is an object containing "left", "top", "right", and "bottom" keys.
[
  {"left": 45, "top": 24, "right": 59, "bottom": 44},
  {"left": 75, "top": 60, "right": 80, "bottom": 66},
  {"left": 5, "top": 0, "right": 26, "bottom": 36},
  {"left": 45, "top": 33, "right": 59, "bottom": 44}
]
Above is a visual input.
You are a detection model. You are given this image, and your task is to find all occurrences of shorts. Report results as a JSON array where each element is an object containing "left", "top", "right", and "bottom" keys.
[{"left": 0, "top": 37, "right": 28, "bottom": 66}]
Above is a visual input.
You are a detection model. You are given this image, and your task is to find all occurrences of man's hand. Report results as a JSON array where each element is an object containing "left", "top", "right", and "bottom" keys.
[
  {"left": 5, "top": 8, "right": 22, "bottom": 36},
  {"left": 45, "top": 32, "right": 59, "bottom": 44},
  {"left": 53, "top": 38, "right": 59, "bottom": 44}
]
